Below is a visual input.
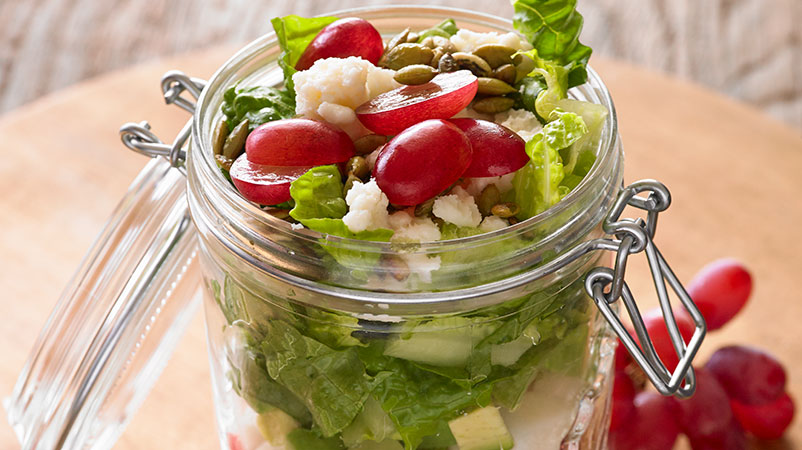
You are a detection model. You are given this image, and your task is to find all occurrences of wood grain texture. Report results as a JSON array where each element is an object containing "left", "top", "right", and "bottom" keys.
[
  {"left": 1, "top": 0, "right": 801, "bottom": 130},
  {"left": 0, "top": 49, "right": 801, "bottom": 449}
]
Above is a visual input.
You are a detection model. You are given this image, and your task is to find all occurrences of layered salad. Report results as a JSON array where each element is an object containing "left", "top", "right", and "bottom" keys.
[{"left": 207, "top": 1, "right": 612, "bottom": 449}]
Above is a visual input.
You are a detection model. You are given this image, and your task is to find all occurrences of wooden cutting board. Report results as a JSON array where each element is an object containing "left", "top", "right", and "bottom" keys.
[{"left": 0, "top": 46, "right": 799, "bottom": 449}]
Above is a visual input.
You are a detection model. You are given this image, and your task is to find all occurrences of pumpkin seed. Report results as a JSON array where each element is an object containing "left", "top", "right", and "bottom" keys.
[
  {"left": 437, "top": 53, "right": 459, "bottom": 73},
  {"left": 343, "top": 174, "right": 362, "bottom": 197},
  {"left": 477, "top": 77, "right": 517, "bottom": 96},
  {"left": 430, "top": 48, "right": 445, "bottom": 68},
  {"left": 513, "top": 53, "right": 536, "bottom": 83},
  {"left": 386, "top": 28, "right": 410, "bottom": 52},
  {"left": 212, "top": 120, "right": 229, "bottom": 155},
  {"left": 472, "top": 96, "right": 515, "bottom": 114},
  {"left": 347, "top": 156, "right": 370, "bottom": 180},
  {"left": 452, "top": 52, "right": 492, "bottom": 77},
  {"left": 508, "top": 216, "right": 519, "bottom": 225},
  {"left": 215, "top": 154, "right": 234, "bottom": 172},
  {"left": 491, "top": 202, "right": 520, "bottom": 218},
  {"left": 420, "top": 36, "right": 435, "bottom": 49},
  {"left": 415, "top": 197, "right": 435, "bottom": 217},
  {"left": 354, "top": 134, "right": 387, "bottom": 155},
  {"left": 394, "top": 64, "right": 438, "bottom": 85},
  {"left": 382, "top": 43, "right": 434, "bottom": 70},
  {"left": 431, "top": 36, "right": 456, "bottom": 53},
  {"left": 406, "top": 31, "right": 420, "bottom": 43},
  {"left": 222, "top": 119, "right": 249, "bottom": 159},
  {"left": 477, "top": 184, "right": 501, "bottom": 216},
  {"left": 473, "top": 44, "right": 516, "bottom": 69},
  {"left": 493, "top": 64, "right": 517, "bottom": 85},
  {"left": 266, "top": 209, "right": 291, "bottom": 220},
  {"left": 384, "top": 255, "right": 410, "bottom": 281}
]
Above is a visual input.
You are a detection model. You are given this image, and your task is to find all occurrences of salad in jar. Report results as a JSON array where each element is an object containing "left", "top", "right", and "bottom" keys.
[{"left": 205, "top": 2, "right": 616, "bottom": 450}]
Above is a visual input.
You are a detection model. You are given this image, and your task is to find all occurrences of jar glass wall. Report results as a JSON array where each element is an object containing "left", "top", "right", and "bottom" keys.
[{"left": 187, "top": 6, "right": 623, "bottom": 450}]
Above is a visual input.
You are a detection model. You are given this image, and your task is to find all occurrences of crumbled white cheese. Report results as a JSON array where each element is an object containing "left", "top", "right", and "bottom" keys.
[
  {"left": 290, "top": 222, "right": 304, "bottom": 230},
  {"left": 450, "top": 29, "right": 532, "bottom": 53},
  {"left": 463, "top": 173, "right": 516, "bottom": 198},
  {"left": 316, "top": 101, "right": 366, "bottom": 140},
  {"left": 388, "top": 210, "right": 442, "bottom": 242},
  {"left": 342, "top": 180, "right": 390, "bottom": 233},
  {"left": 479, "top": 215, "right": 509, "bottom": 232},
  {"left": 495, "top": 108, "right": 543, "bottom": 142},
  {"left": 432, "top": 186, "right": 482, "bottom": 228},
  {"left": 399, "top": 253, "right": 442, "bottom": 283},
  {"left": 293, "top": 56, "right": 399, "bottom": 138}
]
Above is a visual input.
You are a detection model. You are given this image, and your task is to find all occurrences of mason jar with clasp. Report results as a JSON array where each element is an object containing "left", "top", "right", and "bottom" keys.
[{"left": 6, "top": 6, "right": 705, "bottom": 450}]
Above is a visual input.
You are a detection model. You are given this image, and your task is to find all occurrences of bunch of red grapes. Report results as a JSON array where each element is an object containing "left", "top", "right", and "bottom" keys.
[{"left": 609, "top": 259, "right": 796, "bottom": 449}]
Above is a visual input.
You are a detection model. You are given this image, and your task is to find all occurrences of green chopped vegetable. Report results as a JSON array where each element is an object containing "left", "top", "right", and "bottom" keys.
[
  {"left": 289, "top": 165, "right": 348, "bottom": 222},
  {"left": 221, "top": 85, "right": 295, "bottom": 130},
  {"left": 271, "top": 15, "right": 340, "bottom": 92},
  {"left": 417, "top": 18, "right": 460, "bottom": 41}
]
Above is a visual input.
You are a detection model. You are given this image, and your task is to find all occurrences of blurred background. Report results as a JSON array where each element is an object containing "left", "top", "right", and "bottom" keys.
[{"left": 1, "top": 0, "right": 800, "bottom": 130}]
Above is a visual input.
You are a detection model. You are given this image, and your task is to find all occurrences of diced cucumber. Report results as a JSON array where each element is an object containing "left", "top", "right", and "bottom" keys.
[
  {"left": 448, "top": 406, "right": 514, "bottom": 450},
  {"left": 383, "top": 318, "right": 496, "bottom": 367},
  {"left": 256, "top": 408, "right": 299, "bottom": 446}
]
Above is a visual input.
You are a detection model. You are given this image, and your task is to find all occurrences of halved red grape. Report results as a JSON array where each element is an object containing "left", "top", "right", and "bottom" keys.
[
  {"left": 230, "top": 155, "right": 310, "bottom": 205},
  {"left": 295, "top": 18, "right": 384, "bottom": 70},
  {"left": 629, "top": 308, "right": 696, "bottom": 372},
  {"left": 448, "top": 118, "right": 528, "bottom": 177},
  {"left": 686, "top": 259, "right": 752, "bottom": 330},
  {"left": 731, "top": 393, "right": 795, "bottom": 440},
  {"left": 610, "top": 372, "right": 637, "bottom": 432},
  {"left": 670, "top": 368, "right": 734, "bottom": 440},
  {"left": 609, "top": 391, "right": 680, "bottom": 450},
  {"left": 615, "top": 340, "right": 632, "bottom": 372},
  {"left": 356, "top": 71, "right": 478, "bottom": 135},
  {"left": 374, "top": 119, "right": 472, "bottom": 205},
  {"left": 245, "top": 119, "right": 354, "bottom": 166},
  {"left": 705, "top": 345, "right": 786, "bottom": 405},
  {"left": 687, "top": 421, "right": 747, "bottom": 450}
]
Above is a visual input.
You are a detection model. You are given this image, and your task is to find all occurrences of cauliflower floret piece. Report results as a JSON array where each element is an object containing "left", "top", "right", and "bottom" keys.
[
  {"left": 293, "top": 57, "right": 399, "bottom": 138},
  {"left": 479, "top": 215, "right": 509, "bottom": 233},
  {"left": 342, "top": 180, "right": 390, "bottom": 233},
  {"left": 450, "top": 29, "right": 532, "bottom": 53},
  {"left": 388, "top": 210, "right": 442, "bottom": 242},
  {"left": 464, "top": 173, "right": 516, "bottom": 198},
  {"left": 432, "top": 186, "right": 482, "bottom": 228},
  {"left": 399, "top": 253, "right": 442, "bottom": 283},
  {"left": 495, "top": 108, "right": 543, "bottom": 142}
]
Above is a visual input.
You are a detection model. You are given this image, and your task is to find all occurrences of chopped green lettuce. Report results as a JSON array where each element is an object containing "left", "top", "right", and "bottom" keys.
[
  {"left": 287, "top": 428, "right": 346, "bottom": 450},
  {"left": 513, "top": 109, "right": 588, "bottom": 220},
  {"left": 510, "top": 0, "right": 592, "bottom": 88},
  {"left": 271, "top": 15, "right": 339, "bottom": 92},
  {"left": 221, "top": 84, "right": 296, "bottom": 130},
  {"left": 417, "top": 18, "right": 460, "bottom": 41},
  {"left": 289, "top": 165, "right": 347, "bottom": 222}
]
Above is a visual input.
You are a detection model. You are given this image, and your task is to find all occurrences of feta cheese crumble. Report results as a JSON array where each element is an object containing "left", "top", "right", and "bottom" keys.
[
  {"left": 342, "top": 180, "right": 390, "bottom": 233},
  {"left": 479, "top": 215, "right": 509, "bottom": 232},
  {"left": 432, "top": 186, "right": 482, "bottom": 228},
  {"left": 450, "top": 29, "right": 532, "bottom": 53},
  {"left": 387, "top": 210, "right": 442, "bottom": 242},
  {"left": 463, "top": 173, "right": 516, "bottom": 198},
  {"left": 495, "top": 108, "right": 543, "bottom": 142},
  {"left": 293, "top": 56, "right": 399, "bottom": 138}
]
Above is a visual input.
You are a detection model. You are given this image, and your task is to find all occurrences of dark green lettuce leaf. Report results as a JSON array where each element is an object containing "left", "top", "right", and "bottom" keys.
[
  {"left": 289, "top": 165, "right": 347, "bottom": 222},
  {"left": 511, "top": 0, "right": 592, "bottom": 87},
  {"left": 221, "top": 85, "right": 296, "bottom": 130},
  {"left": 271, "top": 15, "right": 339, "bottom": 92},
  {"left": 417, "top": 18, "right": 459, "bottom": 41}
]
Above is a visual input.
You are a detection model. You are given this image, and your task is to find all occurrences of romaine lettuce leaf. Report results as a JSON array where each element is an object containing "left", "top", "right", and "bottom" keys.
[
  {"left": 513, "top": 109, "right": 587, "bottom": 219},
  {"left": 271, "top": 15, "right": 339, "bottom": 92},
  {"left": 221, "top": 84, "right": 296, "bottom": 130},
  {"left": 289, "top": 165, "right": 347, "bottom": 222},
  {"left": 304, "top": 308, "right": 366, "bottom": 349},
  {"left": 417, "top": 18, "right": 459, "bottom": 41},
  {"left": 287, "top": 428, "right": 346, "bottom": 450},
  {"left": 510, "top": 0, "right": 592, "bottom": 88}
]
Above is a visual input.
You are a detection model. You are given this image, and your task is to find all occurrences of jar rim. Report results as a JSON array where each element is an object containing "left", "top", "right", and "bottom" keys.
[{"left": 190, "top": 5, "right": 619, "bottom": 253}]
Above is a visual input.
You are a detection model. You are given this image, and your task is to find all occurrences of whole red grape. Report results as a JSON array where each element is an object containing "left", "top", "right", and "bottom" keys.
[{"left": 731, "top": 393, "right": 795, "bottom": 440}]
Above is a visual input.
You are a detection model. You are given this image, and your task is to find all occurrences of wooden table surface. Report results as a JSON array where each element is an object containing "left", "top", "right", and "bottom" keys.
[{"left": 0, "top": 47, "right": 800, "bottom": 449}]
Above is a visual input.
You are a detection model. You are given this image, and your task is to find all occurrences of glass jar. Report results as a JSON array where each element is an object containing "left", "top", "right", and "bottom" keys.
[
  {"left": 8, "top": 6, "right": 706, "bottom": 450},
  {"left": 188, "top": 6, "right": 622, "bottom": 450}
]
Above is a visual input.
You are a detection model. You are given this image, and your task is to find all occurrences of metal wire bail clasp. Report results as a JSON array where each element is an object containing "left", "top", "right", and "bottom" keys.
[
  {"left": 585, "top": 180, "right": 707, "bottom": 398},
  {"left": 119, "top": 71, "right": 207, "bottom": 173}
]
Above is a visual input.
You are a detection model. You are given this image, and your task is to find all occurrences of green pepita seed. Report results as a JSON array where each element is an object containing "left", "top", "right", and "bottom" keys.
[
  {"left": 222, "top": 119, "right": 249, "bottom": 159},
  {"left": 382, "top": 43, "right": 434, "bottom": 70},
  {"left": 430, "top": 48, "right": 445, "bottom": 68},
  {"left": 212, "top": 120, "right": 229, "bottom": 156},
  {"left": 508, "top": 216, "right": 519, "bottom": 225},
  {"left": 477, "top": 77, "right": 517, "bottom": 96},
  {"left": 477, "top": 184, "right": 501, "bottom": 216},
  {"left": 432, "top": 36, "right": 456, "bottom": 53},
  {"left": 493, "top": 64, "right": 517, "bottom": 85},
  {"left": 452, "top": 52, "right": 492, "bottom": 77},
  {"left": 473, "top": 44, "right": 516, "bottom": 69},
  {"left": 343, "top": 174, "right": 362, "bottom": 197},
  {"left": 347, "top": 156, "right": 370, "bottom": 180},
  {"left": 415, "top": 198, "right": 435, "bottom": 217},
  {"left": 354, "top": 134, "right": 387, "bottom": 155},
  {"left": 406, "top": 31, "right": 420, "bottom": 43},
  {"left": 491, "top": 202, "right": 520, "bottom": 218},
  {"left": 384, "top": 255, "right": 410, "bottom": 281},
  {"left": 266, "top": 209, "right": 291, "bottom": 220},
  {"left": 386, "top": 28, "right": 410, "bottom": 52},
  {"left": 215, "top": 154, "right": 234, "bottom": 172},
  {"left": 472, "top": 96, "right": 515, "bottom": 114},
  {"left": 394, "top": 64, "right": 438, "bottom": 85},
  {"left": 420, "top": 36, "right": 435, "bottom": 49},
  {"left": 437, "top": 53, "right": 459, "bottom": 73}
]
